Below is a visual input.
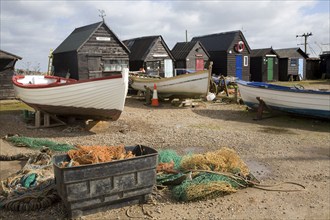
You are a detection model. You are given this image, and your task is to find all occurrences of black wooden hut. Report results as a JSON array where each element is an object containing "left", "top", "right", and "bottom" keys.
[
  {"left": 53, "top": 21, "right": 130, "bottom": 80},
  {"left": 191, "top": 30, "right": 251, "bottom": 80},
  {"left": 320, "top": 52, "right": 330, "bottom": 79},
  {"left": 0, "top": 50, "right": 22, "bottom": 99},
  {"left": 275, "top": 48, "right": 308, "bottom": 81},
  {"left": 123, "top": 36, "right": 175, "bottom": 78},
  {"left": 171, "top": 41, "right": 210, "bottom": 75},
  {"left": 306, "top": 58, "right": 321, "bottom": 79},
  {"left": 250, "top": 48, "right": 279, "bottom": 82}
]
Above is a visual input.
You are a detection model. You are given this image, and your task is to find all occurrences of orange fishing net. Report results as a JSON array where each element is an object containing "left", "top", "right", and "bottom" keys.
[{"left": 63, "top": 145, "right": 135, "bottom": 167}]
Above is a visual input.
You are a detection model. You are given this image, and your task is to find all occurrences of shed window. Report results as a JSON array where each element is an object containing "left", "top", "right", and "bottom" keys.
[
  {"left": 290, "top": 59, "right": 298, "bottom": 67},
  {"left": 103, "top": 60, "right": 128, "bottom": 72},
  {"left": 244, "top": 56, "right": 248, "bottom": 66}
]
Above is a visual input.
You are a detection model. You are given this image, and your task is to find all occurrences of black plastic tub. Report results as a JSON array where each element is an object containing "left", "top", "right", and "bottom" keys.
[{"left": 53, "top": 145, "right": 158, "bottom": 218}]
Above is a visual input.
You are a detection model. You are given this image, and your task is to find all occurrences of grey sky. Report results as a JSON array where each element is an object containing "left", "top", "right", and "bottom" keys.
[{"left": 1, "top": 0, "right": 329, "bottom": 72}]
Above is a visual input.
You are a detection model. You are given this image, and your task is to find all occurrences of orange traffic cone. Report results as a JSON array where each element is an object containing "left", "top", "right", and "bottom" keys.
[{"left": 151, "top": 83, "right": 159, "bottom": 107}]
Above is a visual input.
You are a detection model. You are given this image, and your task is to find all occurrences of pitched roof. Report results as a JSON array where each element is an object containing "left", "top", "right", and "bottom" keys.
[
  {"left": 250, "top": 48, "right": 278, "bottom": 57},
  {"left": 191, "top": 30, "right": 251, "bottom": 52},
  {"left": 274, "top": 48, "right": 308, "bottom": 59},
  {"left": 123, "top": 35, "right": 174, "bottom": 61},
  {"left": 53, "top": 21, "right": 129, "bottom": 54},
  {"left": 171, "top": 41, "right": 210, "bottom": 60},
  {"left": 124, "top": 36, "right": 158, "bottom": 61},
  {"left": 0, "top": 49, "right": 22, "bottom": 60}
]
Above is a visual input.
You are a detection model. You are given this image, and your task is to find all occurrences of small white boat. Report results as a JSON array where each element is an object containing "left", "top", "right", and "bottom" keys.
[
  {"left": 130, "top": 69, "right": 211, "bottom": 98},
  {"left": 12, "top": 69, "right": 129, "bottom": 120},
  {"left": 237, "top": 80, "right": 330, "bottom": 119}
]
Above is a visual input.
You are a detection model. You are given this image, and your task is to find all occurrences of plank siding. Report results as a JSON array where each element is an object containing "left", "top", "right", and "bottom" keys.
[
  {"left": 250, "top": 57, "right": 262, "bottom": 82},
  {"left": 53, "top": 51, "right": 78, "bottom": 79},
  {"left": 186, "top": 44, "right": 209, "bottom": 70},
  {"left": 279, "top": 58, "right": 288, "bottom": 81},
  {"left": 145, "top": 40, "right": 169, "bottom": 61},
  {"left": 209, "top": 51, "right": 227, "bottom": 75},
  {"left": 54, "top": 22, "right": 129, "bottom": 80},
  {"left": 227, "top": 35, "right": 250, "bottom": 80},
  {"left": 144, "top": 39, "right": 173, "bottom": 77},
  {"left": 0, "top": 69, "right": 15, "bottom": 99},
  {"left": 251, "top": 56, "right": 279, "bottom": 82},
  {"left": 79, "top": 26, "right": 128, "bottom": 59}
]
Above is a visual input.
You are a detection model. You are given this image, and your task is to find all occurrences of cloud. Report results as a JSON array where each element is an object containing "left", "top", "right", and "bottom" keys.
[{"left": 1, "top": 0, "right": 328, "bottom": 72}]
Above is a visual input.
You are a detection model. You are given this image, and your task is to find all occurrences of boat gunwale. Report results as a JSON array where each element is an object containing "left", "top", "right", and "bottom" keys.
[
  {"left": 130, "top": 70, "right": 209, "bottom": 83},
  {"left": 12, "top": 74, "right": 123, "bottom": 89},
  {"left": 237, "top": 80, "right": 330, "bottom": 95}
]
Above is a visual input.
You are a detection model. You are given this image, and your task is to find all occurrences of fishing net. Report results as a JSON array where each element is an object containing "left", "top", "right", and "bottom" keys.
[
  {"left": 62, "top": 145, "right": 135, "bottom": 167},
  {"left": 180, "top": 147, "right": 250, "bottom": 176},
  {"left": 4, "top": 136, "right": 75, "bottom": 152},
  {"left": 158, "top": 149, "right": 182, "bottom": 169},
  {"left": 156, "top": 147, "right": 255, "bottom": 202},
  {"left": 0, "top": 148, "right": 59, "bottom": 211}
]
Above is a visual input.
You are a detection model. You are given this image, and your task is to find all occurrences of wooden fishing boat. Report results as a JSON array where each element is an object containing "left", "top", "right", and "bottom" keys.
[
  {"left": 12, "top": 69, "right": 129, "bottom": 121},
  {"left": 130, "top": 69, "right": 211, "bottom": 98},
  {"left": 237, "top": 80, "right": 330, "bottom": 119}
]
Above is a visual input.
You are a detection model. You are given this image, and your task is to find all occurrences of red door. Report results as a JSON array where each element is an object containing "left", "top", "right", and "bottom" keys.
[{"left": 195, "top": 59, "right": 204, "bottom": 71}]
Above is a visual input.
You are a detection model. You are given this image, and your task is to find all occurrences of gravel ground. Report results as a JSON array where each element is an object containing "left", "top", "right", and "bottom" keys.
[{"left": 0, "top": 94, "right": 329, "bottom": 220}]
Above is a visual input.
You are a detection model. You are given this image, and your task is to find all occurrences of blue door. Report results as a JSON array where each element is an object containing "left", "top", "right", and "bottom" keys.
[
  {"left": 298, "top": 58, "right": 304, "bottom": 79},
  {"left": 235, "top": 55, "right": 243, "bottom": 79}
]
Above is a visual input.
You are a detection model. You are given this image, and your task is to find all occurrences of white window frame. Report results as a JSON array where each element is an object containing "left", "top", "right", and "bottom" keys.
[
  {"left": 103, "top": 60, "right": 128, "bottom": 72},
  {"left": 244, "top": 56, "right": 249, "bottom": 66}
]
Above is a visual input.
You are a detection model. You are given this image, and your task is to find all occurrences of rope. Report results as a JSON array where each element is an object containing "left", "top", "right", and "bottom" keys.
[
  {"left": 186, "top": 169, "right": 250, "bottom": 188},
  {"left": 0, "top": 153, "right": 34, "bottom": 161},
  {"left": 0, "top": 149, "right": 59, "bottom": 211},
  {"left": 249, "top": 181, "right": 305, "bottom": 192},
  {"left": 1, "top": 179, "right": 59, "bottom": 211},
  {"left": 126, "top": 205, "right": 154, "bottom": 219},
  {"left": 187, "top": 169, "right": 305, "bottom": 192}
]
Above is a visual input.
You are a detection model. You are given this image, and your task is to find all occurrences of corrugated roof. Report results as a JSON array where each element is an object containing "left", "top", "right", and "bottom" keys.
[
  {"left": 123, "top": 35, "right": 174, "bottom": 61},
  {"left": 192, "top": 30, "right": 251, "bottom": 52},
  {"left": 0, "top": 49, "right": 22, "bottom": 60},
  {"left": 274, "top": 48, "right": 308, "bottom": 59},
  {"left": 53, "top": 22, "right": 102, "bottom": 54}
]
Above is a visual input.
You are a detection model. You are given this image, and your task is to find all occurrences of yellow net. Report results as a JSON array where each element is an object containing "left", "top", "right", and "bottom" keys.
[{"left": 180, "top": 147, "right": 250, "bottom": 176}]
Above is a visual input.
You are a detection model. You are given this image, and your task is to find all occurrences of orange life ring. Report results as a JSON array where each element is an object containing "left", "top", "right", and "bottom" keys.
[{"left": 235, "top": 41, "right": 245, "bottom": 53}]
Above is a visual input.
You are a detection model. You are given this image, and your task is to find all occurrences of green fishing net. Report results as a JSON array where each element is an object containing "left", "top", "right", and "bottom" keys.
[
  {"left": 5, "top": 136, "right": 75, "bottom": 152},
  {"left": 157, "top": 147, "right": 255, "bottom": 202},
  {"left": 158, "top": 149, "right": 182, "bottom": 169}
]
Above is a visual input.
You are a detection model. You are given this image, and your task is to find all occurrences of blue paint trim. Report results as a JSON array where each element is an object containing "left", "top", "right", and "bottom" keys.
[
  {"left": 237, "top": 80, "right": 330, "bottom": 95},
  {"left": 244, "top": 101, "right": 330, "bottom": 119}
]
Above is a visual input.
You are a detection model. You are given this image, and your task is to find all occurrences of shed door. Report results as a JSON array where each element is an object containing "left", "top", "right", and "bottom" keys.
[
  {"left": 235, "top": 55, "right": 242, "bottom": 79},
  {"left": 164, "top": 59, "right": 173, "bottom": 78},
  {"left": 267, "top": 57, "right": 274, "bottom": 81},
  {"left": 298, "top": 58, "right": 304, "bottom": 79},
  {"left": 88, "top": 57, "right": 102, "bottom": 78},
  {"left": 88, "top": 57, "right": 101, "bottom": 71},
  {"left": 195, "top": 58, "right": 204, "bottom": 71}
]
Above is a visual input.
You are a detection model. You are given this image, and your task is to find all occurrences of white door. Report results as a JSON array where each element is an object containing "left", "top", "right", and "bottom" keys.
[{"left": 164, "top": 59, "right": 173, "bottom": 78}]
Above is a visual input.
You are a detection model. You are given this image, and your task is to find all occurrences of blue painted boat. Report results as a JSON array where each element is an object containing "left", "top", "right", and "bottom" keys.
[{"left": 237, "top": 80, "right": 330, "bottom": 119}]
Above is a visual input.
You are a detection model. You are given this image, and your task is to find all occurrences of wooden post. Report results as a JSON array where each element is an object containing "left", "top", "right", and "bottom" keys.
[
  {"left": 234, "top": 87, "right": 238, "bottom": 103},
  {"left": 35, "top": 111, "right": 41, "bottom": 127},
  {"left": 28, "top": 110, "right": 66, "bottom": 129},
  {"left": 44, "top": 113, "right": 50, "bottom": 127}
]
